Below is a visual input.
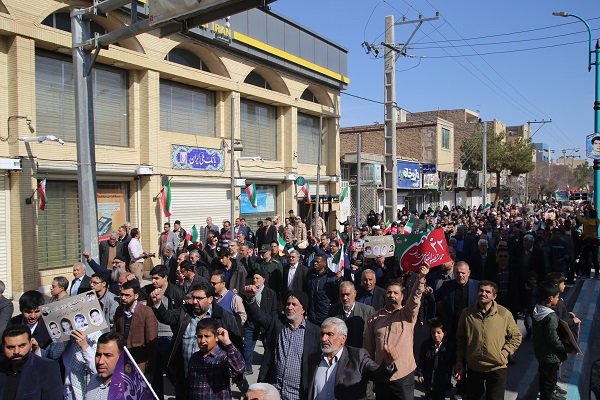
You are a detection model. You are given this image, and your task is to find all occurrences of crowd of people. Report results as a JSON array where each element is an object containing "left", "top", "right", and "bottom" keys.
[{"left": 0, "top": 200, "right": 592, "bottom": 400}]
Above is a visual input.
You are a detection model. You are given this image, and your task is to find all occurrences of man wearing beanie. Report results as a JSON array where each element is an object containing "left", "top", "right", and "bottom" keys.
[{"left": 244, "top": 286, "right": 320, "bottom": 400}]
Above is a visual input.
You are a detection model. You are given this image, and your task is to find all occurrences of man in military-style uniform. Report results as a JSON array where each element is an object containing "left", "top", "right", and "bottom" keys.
[{"left": 257, "top": 244, "right": 284, "bottom": 298}]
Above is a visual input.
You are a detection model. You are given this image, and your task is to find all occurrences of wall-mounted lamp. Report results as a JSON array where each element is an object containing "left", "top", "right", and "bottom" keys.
[
  {"left": 3, "top": 115, "right": 36, "bottom": 142},
  {"left": 330, "top": 176, "right": 340, "bottom": 183},
  {"left": 285, "top": 173, "right": 297, "bottom": 181}
]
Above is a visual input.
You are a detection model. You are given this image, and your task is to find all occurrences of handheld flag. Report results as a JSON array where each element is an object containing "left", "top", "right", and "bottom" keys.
[
  {"left": 160, "top": 181, "right": 172, "bottom": 217},
  {"left": 277, "top": 235, "right": 287, "bottom": 255},
  {"left": 108, "top": 347, "right": 158, "bottom": 400},
  {"left": 587, "top": 184, "right": 591, "bottom": 194},
  {"left": 382, "top": 221, "right": 392, "bottom": 234},
  {"left": 301, "top": 181, "right": 311, "bottom": 203},
  {"left": 185, "top": 225, "right": 199, "bottom": 243},
  {"left": 481, "top": 204, "right": 491, "bottom": 214},
  {"left": 394, "top": 228, "right": 451, "bottom": 272},
  {"left": 340, "top": 186, "right": 349, "bottom": 202},
  {"left": 330, "top": 243, "right": 345, "bottom": 273},
  {"left": 403, "top": 218, "right": 427, "bottom": 234},
  {"left": 38, "top": 175, "right": 47, "bottom": 211},
  {"left": 245, "top": 183, "right": 258, "bottom": 208}
]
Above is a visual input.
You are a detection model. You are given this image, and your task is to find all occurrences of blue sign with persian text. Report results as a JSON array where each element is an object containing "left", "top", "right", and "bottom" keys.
[
  {"left": 421, "top": 163, "right": 437, "bottom": 174},
  {"left": 397, "top": 160, "right": 421, "bottom": 189},
  {"left": 171, "top": 145, "right": 224, "bottom": 171}
]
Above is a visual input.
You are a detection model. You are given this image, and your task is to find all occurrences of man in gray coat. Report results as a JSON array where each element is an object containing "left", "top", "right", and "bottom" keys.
[{"left": 328, "top": 281, "right": 375, "bottom": 348}]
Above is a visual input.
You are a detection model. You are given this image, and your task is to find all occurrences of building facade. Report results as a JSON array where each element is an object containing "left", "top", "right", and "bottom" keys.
[{"left": 0, "top": 0, "right": 347, "bottom": 296}]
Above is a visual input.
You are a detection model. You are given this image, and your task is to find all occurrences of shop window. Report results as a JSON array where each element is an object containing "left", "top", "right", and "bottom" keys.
[
  {"left": 239, "top": 185, "right": 277, "bottom": 229},
  {"left": 165, "top": 48, "right": 210, "bottom": 72},
  {"left": 160, "top": 80, "right": 216, "bottom": 136},
  {"left": 297, "top": 113, "right": 320, "bottom": 165},
  {"left": 37, "top": 181, "right": 129, "bottom": 270},
  {"left": 35, "top": 52, "right": 129, "bottom": 146},
  {"left": 240, "top": 99, "right": 276, "bottom": 160}
]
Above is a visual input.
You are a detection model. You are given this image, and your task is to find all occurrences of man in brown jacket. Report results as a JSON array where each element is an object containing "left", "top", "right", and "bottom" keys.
[
  {"left": 113, "top": 280, "right": 158, "bottom": 380},
  {"left": 363, "top": 265, "right": 429, "bottom": 400}
]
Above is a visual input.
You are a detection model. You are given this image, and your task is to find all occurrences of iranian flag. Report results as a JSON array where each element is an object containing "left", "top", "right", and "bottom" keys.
[
  {"left": 38, "top": 175, "right": 47, "bottom": 211},
  {"left": 277, "top": 235, "right": 287, "bottom": 255},
  {"left": 382, "top": 221, "right": 392, "bottom": 234},
  {"left": 160, "top": 181, "right": 172, "bottom": 217},
  {"left": 330, "top": 243, "right": 345, "bottom": 273},
  {"left": 301, "top": 181, "right": 311, "bottom": 203},
  {"left": 340, "top": 186, "right": 349, "bottom": 202},
  {"left": 185, "top": 225, "right": 199, "bottom": 243},
  {"left": 348, "top": 233, "right": 355, "bottom": 251},
  {"left": 587, "top": 184, "right": 591, "bottom": 194},
  {"left": 393, "top": 228, "right": 451, "bottom": 272},
  {"left": 335, "top": 229, "right": 347, "bottom": 246},
  {"left": 403, "top": 218, "right": 427, "bottom": 234},
  {"left": 245, "top": 183, "right": 258, "bottom": 208},
  {"left": 481, "top": 204, "right": 492, "bottom": 214}
]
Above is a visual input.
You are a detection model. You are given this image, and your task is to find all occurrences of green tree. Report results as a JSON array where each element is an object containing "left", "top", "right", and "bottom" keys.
[
  {"left": 460, "top": 131, "right": 535, "bottom": 203},
  {"left": 573, "top": 161, "right": 593, "bottom": 190}
]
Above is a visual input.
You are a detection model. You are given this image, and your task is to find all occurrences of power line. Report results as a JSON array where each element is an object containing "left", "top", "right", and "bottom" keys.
[
  {"left": 420, "top": 39, "right": 588, "bottom": 58},
  {"left": 411, "top": 27, "right": 600, "bottom": 50}
]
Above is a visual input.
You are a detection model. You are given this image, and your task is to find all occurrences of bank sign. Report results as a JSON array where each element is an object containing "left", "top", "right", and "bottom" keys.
[
  {"left": 397, "top": 160, "right": 421, "bottom": 189},
  {"left": 171, "top": 145, "right": 224, "bottom": 171}
]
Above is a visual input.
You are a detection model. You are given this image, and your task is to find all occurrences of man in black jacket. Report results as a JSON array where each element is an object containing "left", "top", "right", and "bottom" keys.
[
  {"left": 149, "top": 282, "right": 243, "bottom": 400},
  {"left": 357, "top": 269, "right": 386, "bottom": 311},
  {"left": 244, "top": 287, "right": 320, "bottom": 400},
  {"left": 306, "top": 254, "right": 342, "bottom": 325},
  {"left": 243, "top": 269, "right": 279, "bottom": 375},
  {"left": 8, "top": 291, "right": 51, "bottom": 352}
]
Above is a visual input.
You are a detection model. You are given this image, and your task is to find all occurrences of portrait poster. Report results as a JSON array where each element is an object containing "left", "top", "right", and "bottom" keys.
[
  {"left": 362, "top": 235, "right": 396, "bottom": 259},
  {"left": 41, "top": 291, "right": 108, "bottom": 343}
]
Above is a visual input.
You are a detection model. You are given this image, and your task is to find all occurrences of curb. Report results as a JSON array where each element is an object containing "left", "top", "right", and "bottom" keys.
[{"left": 566, "top": 279, "right": 600, "bottom": 399}]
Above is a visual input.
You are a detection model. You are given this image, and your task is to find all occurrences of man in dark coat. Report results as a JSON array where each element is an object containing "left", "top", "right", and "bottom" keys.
[
  {"left": 307, "top": 317, "right": 397, "bottom": 400},
  {"left": 453, "top": 225, "right": 476, "bottom": 264},
  {"left": 150, "top": 282, "right": 243, "bottom": 400},
  {"left": 244, "top": 287, "right": 320, "bottom": 400},
  {"left": 99, "top": 233, "right": 123, "bottom": 269},
  {"left": 0, "top": 324, "right": 63, "bottom": 400},
  {"left": 469, "top": 239, "right": 497, "bottom": 281},
  {"left": 357, "top": 269, "right": 387, "bottom": 311},
  {"left": 430, "top": 261, "right": 479, "bottom": 338},
  {"left": 328, "top": 281, "right": 375, "bottom": 348},
  {"left": 8, "top": 290, "right": 51, "bottom": 352},
  {"left": 282, "top": 249, "right": 308, "bottom": 300}
]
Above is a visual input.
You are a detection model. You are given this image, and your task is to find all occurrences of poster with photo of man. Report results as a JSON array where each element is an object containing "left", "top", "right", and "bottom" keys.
[
  {"left": 587, "top": 133, "right": 600, "bottom": 159},
  {"left": 41, "top": 290, "right": 108, "bottom": 343}
]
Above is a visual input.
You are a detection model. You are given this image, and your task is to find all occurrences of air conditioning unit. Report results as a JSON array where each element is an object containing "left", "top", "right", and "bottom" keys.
[{"left": 0, "top": 158, "right": 21, "bottom": 170}]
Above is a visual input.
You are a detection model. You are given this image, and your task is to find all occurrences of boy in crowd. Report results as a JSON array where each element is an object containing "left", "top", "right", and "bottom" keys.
[
  {"left": 532, "top": 282, "right": 575, "bottom": 400},
  {"left": 416, "top": 318, "right": 456, "bottom": 400},
  {"left": 187, "top": 319, "right": 245, "bottom": 400}
]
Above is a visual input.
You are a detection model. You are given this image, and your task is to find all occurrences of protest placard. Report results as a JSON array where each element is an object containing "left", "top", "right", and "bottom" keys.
[
  {"left": 362, "top": 235, "right": 396, "bottom": 259},
  {"left": 41, "top": 290, "right": 108, "bottom": 343},
  {"left": 393, "top": 228, "right": 451, "bottom": 271}
]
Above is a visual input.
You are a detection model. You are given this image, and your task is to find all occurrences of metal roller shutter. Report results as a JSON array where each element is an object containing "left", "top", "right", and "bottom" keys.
[
  {"left": 0, "top": 176, "right": 9, "bottom": 297},
  {"left": 169, "top": 183, "right": 231, "bottom": 236}
]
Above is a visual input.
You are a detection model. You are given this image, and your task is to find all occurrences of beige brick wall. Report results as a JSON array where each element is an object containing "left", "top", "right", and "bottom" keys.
[{"left": 0, "top": 0, "right": 344, "bottom": 290}]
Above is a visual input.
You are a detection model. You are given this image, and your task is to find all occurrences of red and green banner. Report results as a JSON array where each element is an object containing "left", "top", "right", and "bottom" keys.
[
  {"left": 393, "top": 228, "right": 451, "bottom": 272},
  {"left": 301, "top": 181, "right": 311, "bottom": 203},
  {"left": 186, "top": 225, "right": 199, "bottom": 242},
  {"left": 331, "top": 243, "right": 345, "bottom": 272}
]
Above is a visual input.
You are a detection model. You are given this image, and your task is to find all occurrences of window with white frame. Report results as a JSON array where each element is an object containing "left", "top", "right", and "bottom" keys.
[{"left": 442, "top": 128, "right": 451, "bottom": 149}]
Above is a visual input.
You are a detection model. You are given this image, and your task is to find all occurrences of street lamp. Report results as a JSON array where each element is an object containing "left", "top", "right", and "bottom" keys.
[{"left": 553, "top": 11, "right": 600, "bottom": 208}]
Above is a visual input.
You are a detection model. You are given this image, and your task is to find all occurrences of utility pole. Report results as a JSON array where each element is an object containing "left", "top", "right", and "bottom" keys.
[
  {"left": 482, "top": 121, "right": 487, "bottom": 205},
  {"left": 526, "top": 120, "right": 552, "bottom": 204},
  {"left": 356, "top": 133, "right": 362, "bottom": 227},
  {"left": 383, "top": 15, "right": 397, "bottom": 221},
  {"left": 380, "top": 12, "right": 439, "bottom": 221}
]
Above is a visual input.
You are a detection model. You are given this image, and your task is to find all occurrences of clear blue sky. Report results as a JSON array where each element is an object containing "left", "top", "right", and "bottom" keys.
[{"left": 272, "top": 0, "right": 599, "bottom": 163}]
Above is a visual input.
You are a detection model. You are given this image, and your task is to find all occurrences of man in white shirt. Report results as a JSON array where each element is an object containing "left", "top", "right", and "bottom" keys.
[
  {"left": 282, "top": 249, "right": 307, "bottom": 300},
  {"left": 128, "top": 228, "right": 147, "bottom": 282}
]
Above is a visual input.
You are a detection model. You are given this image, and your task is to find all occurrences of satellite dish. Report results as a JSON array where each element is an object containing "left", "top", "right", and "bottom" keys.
[{"left": 296, "top": 176, "right": 306, "bottom": 186}]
